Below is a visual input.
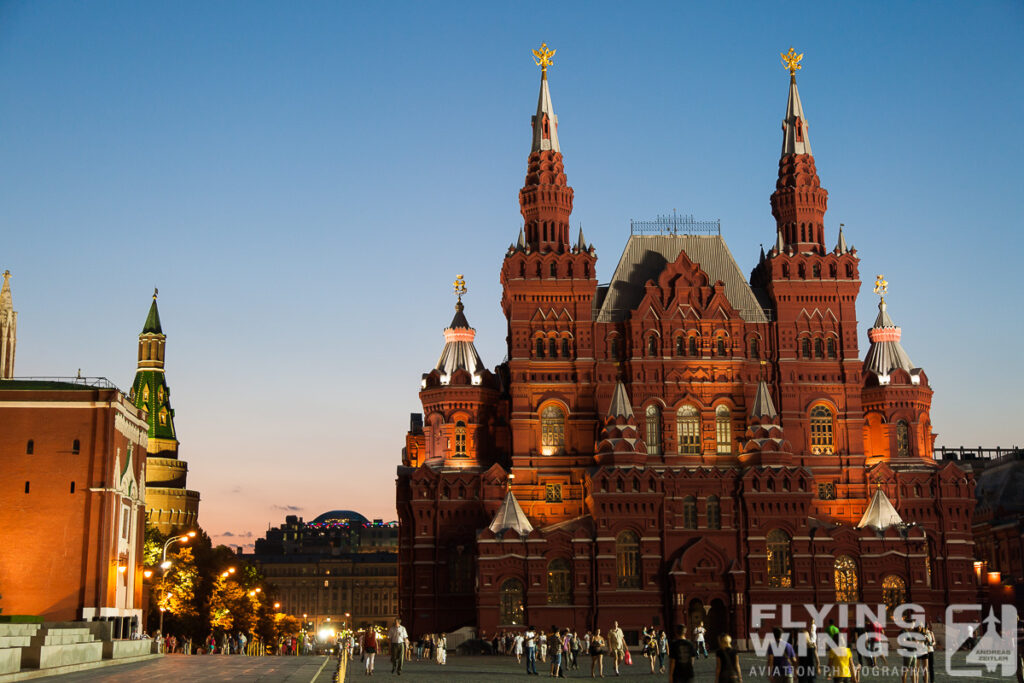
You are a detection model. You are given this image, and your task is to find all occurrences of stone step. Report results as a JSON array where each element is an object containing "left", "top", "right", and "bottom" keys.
[
  {"left": 31, "top": 630, "right": 97, "bottom": 645},
  {"left": 0, "top": 635, "right": 33, "bottom": 648},
  {"left": 20, "top": 640, "right": 103, "bottom": 669},
  {"left": 0, "top": 648, "right": 22, "bottom": 676},
  {"left": 0, "top": 624, "right": 41, "bottom": 637}
]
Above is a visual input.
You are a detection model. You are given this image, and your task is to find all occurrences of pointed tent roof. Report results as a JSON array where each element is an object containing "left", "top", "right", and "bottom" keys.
[
  {"left": 750, "top": 380, "right": 778, "bottom": 419},
  {"left": 781, "top": 74, "right": 812, "bottom": 157},
  {"left": 531, "top": 70, "right": 560, "bottom": 154},
  {"left": 774, "top": 229, "right": 785, "bottom": 253},
  {"left": 836, "top": 225, "right": 848, "bottom": 254},
  {"left": 857, "top": 487, "right": 904, "bottom": 529},
  {"left": 607, "top": 381, "right": 634, "bottom": 419},
  {"left": 142, "top": 293, "right": 163, "bottom": 334},
  {"left": 436, "top": 302, "right": 485, "bottom": 384},
  {"left": 577, "top": 226, "right": 587, "bottom": 252},
  {"left": 488, "top": 488, "right": 534, "bottom": 535},
  {"left": 517, "top": 227, "right": 526, "bottom": 249},
  {"left": 863, "top": 299, "right": 916, "bottom": 379}
]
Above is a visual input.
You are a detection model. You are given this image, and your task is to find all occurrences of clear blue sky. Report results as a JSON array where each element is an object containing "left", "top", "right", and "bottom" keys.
[{"left": 2, "top": 2, "right": 1021, "bottom": 548}]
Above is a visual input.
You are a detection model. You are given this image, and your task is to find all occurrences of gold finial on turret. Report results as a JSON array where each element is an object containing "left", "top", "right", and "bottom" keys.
[
  {"left": 453, "top": 274, "right": 467, "bottom": 303},
  {"left": 153, "top": 287, "right": 159, "bottom": 300},
  {"left": 532, "top": 42, "right": 556, "bottom": 77},
  {"left": 781, "top": 47, "right": 803, "bottom": 77},
  {"left": 873, "top": 274, "right": 888, "bottom": 303}
]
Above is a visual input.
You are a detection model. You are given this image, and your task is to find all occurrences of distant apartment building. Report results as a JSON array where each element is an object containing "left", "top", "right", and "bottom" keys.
[
  {"left": 245, "top": 510, "right": 398, "bottom": 630},
  {"left": 0, "top": 379, "right": 149, "bottom": 636}
]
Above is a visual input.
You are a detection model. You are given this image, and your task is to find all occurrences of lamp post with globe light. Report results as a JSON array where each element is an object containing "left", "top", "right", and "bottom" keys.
[{"left": 157, "top": 531, "right": 196, "bottom": 642}]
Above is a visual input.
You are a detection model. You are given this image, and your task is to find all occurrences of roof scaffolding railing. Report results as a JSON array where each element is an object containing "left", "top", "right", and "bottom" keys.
[
  {"left": 630, "top": 212, "right": 721, "bottom": 236},
  {"left": 3, "top": 376, "right": 122, "bottom": 390}
]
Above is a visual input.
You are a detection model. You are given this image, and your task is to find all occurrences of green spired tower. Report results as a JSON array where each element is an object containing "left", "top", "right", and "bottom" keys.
[{"left": 131, "top": 289, "right": 200, "bottom": 533}]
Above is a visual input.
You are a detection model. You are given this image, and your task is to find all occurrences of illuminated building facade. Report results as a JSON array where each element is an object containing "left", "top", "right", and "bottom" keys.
[
  {"left": 246, "top": 511, "right": 399, "bottom": 630},
  {"left": 0, "top": 380, "right": 149, "bottom": 635},
  {"left": 396, "top": 48, "right": 977, "bottom": 645}
]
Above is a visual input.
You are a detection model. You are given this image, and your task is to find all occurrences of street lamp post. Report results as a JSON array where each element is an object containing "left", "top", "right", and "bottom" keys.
[{"left": 157, "top": 531, "right": 196, "bottom": 643}]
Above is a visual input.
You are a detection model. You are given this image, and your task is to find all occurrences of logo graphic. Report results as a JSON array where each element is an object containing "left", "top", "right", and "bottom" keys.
[{"left": 945, "top": 604, "right": 1017, "bottom": 678}]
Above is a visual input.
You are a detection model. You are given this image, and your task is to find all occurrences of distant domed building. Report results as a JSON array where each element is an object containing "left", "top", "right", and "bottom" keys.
[
  {"left": 396, "top": 49, "right": 977, "bottom": 644},
  {"left": 245, "top": 510, "right": 398, "bottom": 630}
]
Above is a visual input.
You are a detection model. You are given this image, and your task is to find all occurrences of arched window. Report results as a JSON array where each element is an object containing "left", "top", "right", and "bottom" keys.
[
  {"left": 454, "top": 421, "right": 467, "bottom": 457},
  {"left": 26, "top": 439, "right": 34, "bottom": 455},
  {"left": 881, "top": 575, "right": 907, "bottom": 616},
  {"left": 814, "top": 338, "right": 824, "bottom": 359},
  {"left": 645, "top": 405, "right": 661, "bottom": 455},
  {"left": 750, "top": 337, "right": 760, "bottom": 359},
  {"left": 826, "top": 338, "right": 837, "bottom": 359},
  {"left": 550, "top": 262, "right": 557, "bottom": 278},
  {"left": 707, "top": 495, "right": 721, "bottom": 529},
  {"left": 716, "top": 336, "right": 727, "bottom": 357},
  {"left": 675, "top": 336, "right": 684, "bottom": 356},
  {"left": 677, "top": 405, "right": 700, "bottom": 455},
  {"left": 715, "top": 405, "right": 732, "bottom": 454},
  {"left": 801, "top": 338, "right": 811, "bottom": 358},
  {"left": 609, "top": 338, "right": 619, "bottom": 360},
  {"left": 616, "top": 531, "right": 640, "bottom": 588},
  {"left": 72, "top": 439, "right": 81, "bottom": 454},
  {"left": 809, "top": 406, "right": 834, "bottom": 454},
  {"left": 549, "top": 338, "right": 558, "bottom": 358},
  {"left": 561, "top": 338, "right": 570, "bottom": 358},
  {"left": 689, "top": 335, "right": 699, "bottom": 356},
  {"left": 546, "top": 559, "right": 571, "bottom": 605},
  {"left": 648, "top": 335, "right": 658, "bottom": 356},
  {"left": 896, "top": 421, "right": 910, "bottom": 457},
  {"left": 766, "top": 529, "right": 792, "bottom": 588},
  {"left": 834, "top": 555, "right": 859, "bottom": 603},
  {"left": 567, "top": 262, "right": 573, "bottom": 277},
  {"left": 541, "top": 405, "right": 565, "bottom": 454},
  {"left": 682, "top": 496, "right": 697, "bottom": 529},
  {"left": 536, "top": 338, "right": 545, "bottom": 358},
  {"left": 812, "top": 263, "right": 821, "bottom": 278},
  {"left": 499, "top": 579, "right": 525, "bottom": 625}
]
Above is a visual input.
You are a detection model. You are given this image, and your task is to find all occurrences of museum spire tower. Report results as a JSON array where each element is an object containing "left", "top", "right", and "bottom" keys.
[
  {"left": 770, "top": 48, "right": 828, "bottom": 254},
  {"left": 520, "top": 43, "right": 574, "bottom": 253}
]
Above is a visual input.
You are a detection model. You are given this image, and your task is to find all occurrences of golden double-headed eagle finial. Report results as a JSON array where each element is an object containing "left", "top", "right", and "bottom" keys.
[
  {"left": 873, "top": 274, "right": 888, "bottom": 302},
  {"left": 533, "top": 42, "right": 556, "bottom": 76},
  {"left": 781, "top": 47, "right": 803, "bottom": 77},
  {"left": 453, "top": 274, "right": 467, "bottom": 303}
]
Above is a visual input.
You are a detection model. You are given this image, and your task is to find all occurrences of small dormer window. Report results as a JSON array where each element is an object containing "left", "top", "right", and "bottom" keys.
[
  {"left": 142, "top": 385, "right": 150, "bottom": 402},
  {"left": 795, "top": 118, "right": 804, "bottom": 142},
  {"left": 542, "top": 113, "right": 551, "bottom": 140},
  {"left": 158, "top": 386, "right": 164, "bottom": 403}
]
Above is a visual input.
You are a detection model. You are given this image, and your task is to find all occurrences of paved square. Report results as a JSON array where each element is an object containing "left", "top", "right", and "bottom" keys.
[{"left": 31, "top": 653, "right": 331, "bottom": 682}]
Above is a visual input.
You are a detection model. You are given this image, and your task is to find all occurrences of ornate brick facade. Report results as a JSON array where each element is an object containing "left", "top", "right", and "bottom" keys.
[{"left": 397, "top": 55, "right": 977, "bottom": 645}]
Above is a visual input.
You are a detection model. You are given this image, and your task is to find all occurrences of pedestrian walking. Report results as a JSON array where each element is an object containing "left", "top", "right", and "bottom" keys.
[
  {"left": 694, "top": 622, "right": 708, "bottom": 659},
  {"left": 388, "top": 618, "right": 409, "bottom": 675},
  {"left": 590, "top": 628, "right": 607, "bottom": 678},
  {"left": 525, "top": 626, "right": 538, "bottom": 676},
  {"left": 715, "top": 634, "right": 742, "bottom": 683},
  {"left": 363, "top": 627, "right": 378, "bottom": 675},
  {"left": 514, "top": 632, "right": 524, "bottom": 663},
  {"left": 658, "top": 631, "right": 668, "bottom": 674},
  {"left": 668, "top": 624, "right": 695, "bottom": 683},
  {"left": 607, "top": 621, "right": 625, "bottom": 675}
]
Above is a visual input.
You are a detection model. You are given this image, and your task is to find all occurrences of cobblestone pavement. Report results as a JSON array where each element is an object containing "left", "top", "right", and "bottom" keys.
[
  {"left": 32, "top": 653, "right": 331, "bottom": 682},
  {"left": 343, "top": 651, "right": 1017, "bottom": 681}
]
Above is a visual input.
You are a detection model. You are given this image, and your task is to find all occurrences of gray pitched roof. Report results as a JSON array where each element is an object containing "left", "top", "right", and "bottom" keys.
[
  {"left": 488, "top": 489, "right": 534, "bottom": 535},
  {"left": 863, "top": 300, "right": 916, "bottom": 379},
  {"left": 595, "top": 234, "right": 768, "bottom": 323},
  {"left": 750, "top": 380, "right": 778, "bottom": 419},
  {"left": 856, "top": 488, "right": 904, "bottom": 529},
  {"left": 436, "top": 303, "right": 484, "bottom": 384},
  {"left": 607, "top": 381, "right": 634, "bottom": 418}
]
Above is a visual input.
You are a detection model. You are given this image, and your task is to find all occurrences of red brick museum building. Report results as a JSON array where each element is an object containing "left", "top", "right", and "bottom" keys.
[{"left": 396, "top": 51, "right": 977, "bottom": 645}]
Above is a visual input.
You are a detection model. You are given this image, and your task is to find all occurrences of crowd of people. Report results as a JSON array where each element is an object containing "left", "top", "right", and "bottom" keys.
[{"left": 149, "top": 629, "right": 315, "bottom": 656}]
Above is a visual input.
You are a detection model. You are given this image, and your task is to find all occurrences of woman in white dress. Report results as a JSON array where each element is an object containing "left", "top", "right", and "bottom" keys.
[{"left": 513, "top": 633, "right": 524, "bottom": 663}]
